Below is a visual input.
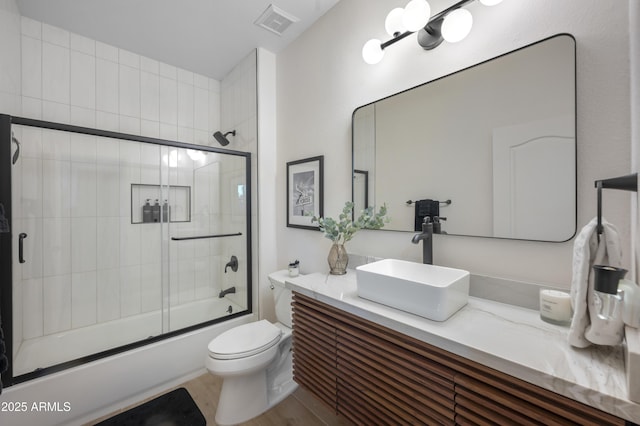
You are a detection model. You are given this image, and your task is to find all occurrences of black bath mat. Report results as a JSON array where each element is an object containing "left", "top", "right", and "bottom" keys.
[{"left": 96, "top": 387, "right": 206, "bottom": 426}]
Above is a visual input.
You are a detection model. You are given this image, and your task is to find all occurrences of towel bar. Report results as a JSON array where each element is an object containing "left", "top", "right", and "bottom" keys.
[{"left": 595, "top": 173, "right": 638, "bottom": 241}]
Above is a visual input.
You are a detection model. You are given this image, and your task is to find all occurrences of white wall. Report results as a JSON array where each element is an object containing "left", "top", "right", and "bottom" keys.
[
  {"left": 0, "top": 0, "right": 20, "bottom": 115},
  {"left": 257, "top": 48, "right": 279, "bottom": 321},
  {"left": 276, "top": 0, "right": 632, "bottom": 288},
  {"left": 632, "top": 0, "right": 640, "bottom": 280}
]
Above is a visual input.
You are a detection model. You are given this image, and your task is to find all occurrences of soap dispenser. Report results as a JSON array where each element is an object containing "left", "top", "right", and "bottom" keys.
[
  {"left": 592, "top": 265, "right": 626, "bottom": 321},
  {"left": 152, "top": 199, "right": 161, "bottom": 223},
  {"left": 142, "top": 199, "right": 152, "bottom": 223},
  {"left": 162, "top": 199, "right": 170, "bottom": 222}
]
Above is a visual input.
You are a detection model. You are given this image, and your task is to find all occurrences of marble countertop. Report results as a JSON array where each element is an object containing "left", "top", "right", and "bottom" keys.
[{"left": 285, "top": 270, "right": 640, "bottom": 423}]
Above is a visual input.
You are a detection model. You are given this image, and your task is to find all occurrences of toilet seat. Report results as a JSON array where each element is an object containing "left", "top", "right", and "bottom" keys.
[{"left": 208, "top": 320, "right": 282, "bottom": 360}]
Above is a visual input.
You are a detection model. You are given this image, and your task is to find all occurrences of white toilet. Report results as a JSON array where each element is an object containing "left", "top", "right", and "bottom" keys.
[{"left": 206, "top": 271, "right": 298, "bottom": 425}]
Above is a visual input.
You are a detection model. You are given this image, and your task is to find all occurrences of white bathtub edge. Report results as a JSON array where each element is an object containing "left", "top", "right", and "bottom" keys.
[{"left": 0, "top": 313, "right": 255, "bottom": 426}]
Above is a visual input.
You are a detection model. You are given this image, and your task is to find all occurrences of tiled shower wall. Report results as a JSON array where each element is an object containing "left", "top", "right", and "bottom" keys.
[
  {"left": 0, "top": 0, "right": 20, "bottom": 115},
  {"left": 18, "top": 16, "right": 221, "bottom": 143},
  {"left": 9, "top": 16, "right": 256, "bottom": 352}
]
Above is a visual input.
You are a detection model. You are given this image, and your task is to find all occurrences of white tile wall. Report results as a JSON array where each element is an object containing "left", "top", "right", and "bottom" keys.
[
  {"left": 70, "top": 50, "right": 95, "bottom": 109},
  {"left": 96, "top": 217, "right": 120, "bottom": 269},
  {"left": 96, "top": 58, "right": 118, "bottom": 114},
  {"left": 42, "top": 23, "right": 69, "bottom": 48},
  {"left": 42, "top": 101, "right": 70, "bottom": 123},
  {"left": 71, "top": 271, "right": 97, "bottom": 328},
  {"left": 71, "top": 217, "right": 97, "bottom": 272},
  {"left": 42, "top": 217, "right": 71, "bottom": 276},
  {"left": 12, "top": 18, "right": 256, "bottom": 345},
  {"left": 140, "top": 263, "right": 161, "bottom": 313},
  {"left": 120, "top": 265, "right": 141, "bottom": 318},
  {"left": 21, "top": 35, "right": 41, "bottom": 98},
  {"left": 70, "top": 162, "right": 97, "bottom": 217},
  {"left": 42, "top": 42, "right": 70, "bottom": 104},
  {"left": 119, "top": 64, "right": 140, "bottom": 118},
  {"left": 22, "top": 278, "right": 43, "bottom": 339},
  {"left": 159, "top": 77, "right": 178, "bottom": 125},
  {"left": 97, "top": 268, "right": 120, "bottom": 322},
  {"left": 141, "top": 71, "right": 159, "bottom": 122},
  {"left": 43, "top": 274, "right": 71, "bottom": 334},
  {"left": 70, "top": 33, "right": 94, "bottom": 56},
  {"left": 177, "top": 82, "right": 194, "bottom": 128}
]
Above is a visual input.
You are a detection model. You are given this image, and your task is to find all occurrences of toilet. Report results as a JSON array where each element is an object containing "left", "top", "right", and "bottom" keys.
[{"left": 206, "top": 271, "right": 298, "bottom": 425}]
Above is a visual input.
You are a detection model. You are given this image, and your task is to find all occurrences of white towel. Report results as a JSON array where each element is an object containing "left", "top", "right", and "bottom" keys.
[{"left": 568, "top": 217, "right": 623, "bottom": 348}]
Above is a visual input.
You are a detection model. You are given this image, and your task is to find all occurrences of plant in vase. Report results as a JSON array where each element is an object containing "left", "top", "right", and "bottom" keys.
[{"left": 312, "top": 201, "right": 389, "bottom": 275}]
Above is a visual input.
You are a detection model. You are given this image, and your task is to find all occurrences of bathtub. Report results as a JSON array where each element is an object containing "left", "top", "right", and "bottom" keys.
[
  {"left": 2, "top": 300, "right": 255, "bottom": 426},
  {"left": 13, "top": 297, "right": 245, "bottom": 377}
]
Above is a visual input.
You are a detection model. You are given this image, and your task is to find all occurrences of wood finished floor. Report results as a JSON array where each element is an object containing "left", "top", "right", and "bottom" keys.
[{"left": 86, "top": 373, "right": 351, "bottom": 426}]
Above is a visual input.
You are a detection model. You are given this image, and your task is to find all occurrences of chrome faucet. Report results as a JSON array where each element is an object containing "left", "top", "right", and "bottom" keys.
[{"left": 412, "top": 217, "right": 434, "bottom": 264}]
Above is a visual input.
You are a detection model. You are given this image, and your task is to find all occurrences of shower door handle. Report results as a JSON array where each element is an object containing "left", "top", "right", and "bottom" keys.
[{"left": 18, "top": 232, "right": 27, "bottom": 264}]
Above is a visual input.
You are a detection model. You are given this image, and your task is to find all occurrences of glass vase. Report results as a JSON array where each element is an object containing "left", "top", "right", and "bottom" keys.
[{"left": 328, "top": 243, "right": 349, "bottom": 275}]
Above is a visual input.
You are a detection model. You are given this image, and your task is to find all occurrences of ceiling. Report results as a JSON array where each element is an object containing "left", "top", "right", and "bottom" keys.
[{"left": 15, "top": 0, "right": 341, "bottom": 80}]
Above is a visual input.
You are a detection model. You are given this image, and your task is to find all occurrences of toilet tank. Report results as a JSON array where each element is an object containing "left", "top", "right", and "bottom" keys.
[{"left": 268, "top": 271, "right": 296, "bottom": 328}]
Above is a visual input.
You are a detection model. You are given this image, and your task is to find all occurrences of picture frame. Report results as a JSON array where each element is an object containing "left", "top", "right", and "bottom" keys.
[{"left": 287, "top": 155, "right": 324, "bottom": 230}]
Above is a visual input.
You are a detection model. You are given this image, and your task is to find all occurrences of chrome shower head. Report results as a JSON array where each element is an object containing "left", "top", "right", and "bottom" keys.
[{"left": 213, "top": 130, "right": 236, "bottom": 146}]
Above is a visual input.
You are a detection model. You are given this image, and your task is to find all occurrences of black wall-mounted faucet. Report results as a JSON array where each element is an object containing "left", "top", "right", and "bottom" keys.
[
  {"left": 219, "top": 287, "right": 236, "bottom": 298},
  {"left": 225, "top": 255, "right": 238, "bottom": 273}
]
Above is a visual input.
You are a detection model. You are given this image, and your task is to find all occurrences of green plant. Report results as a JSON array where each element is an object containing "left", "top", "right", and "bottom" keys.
[{"left": 312, "top": 201, "right": 389, "bottom": 245}]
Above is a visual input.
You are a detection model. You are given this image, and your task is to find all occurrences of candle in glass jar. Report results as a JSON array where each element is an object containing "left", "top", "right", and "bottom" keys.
[{"left": 539, "top": 289, "right": 572, "bottom": 326}]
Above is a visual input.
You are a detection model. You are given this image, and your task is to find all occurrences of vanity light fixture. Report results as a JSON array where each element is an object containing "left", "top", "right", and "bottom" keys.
[{"left": 362, "top": 0, "right": 503, "bottom": 65}]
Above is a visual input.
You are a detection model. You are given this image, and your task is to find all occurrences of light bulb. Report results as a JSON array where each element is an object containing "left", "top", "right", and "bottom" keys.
[
  {"left": 441, "top": 9, "right": 473, "bottom": 43},
  {"left": 186, "top": 149, "right": 205, "bottom": 162},
  {"left": 385, "top": 8, "right": 406, "bottom": 36},
  {"left": 480, "top": 0, "right": 503, "bottom": 5},
  {"left": 162, "top": 150, "right": 178, "bottom": 167},
  {"left": 403, "top": 0, "right": 431, "bottom": 32},
  {"left": 362, "top": 39, "right": 384, "bottom": 64}
]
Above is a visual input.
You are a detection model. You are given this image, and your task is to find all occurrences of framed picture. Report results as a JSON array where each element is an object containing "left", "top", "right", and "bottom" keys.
[{"left": 287, "top": 155, "right": 324, "bottom": 230}]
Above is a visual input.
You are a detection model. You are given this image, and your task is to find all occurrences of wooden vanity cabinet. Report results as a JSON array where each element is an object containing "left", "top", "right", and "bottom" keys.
[{"left": 291, "top": 292, "right": 625, "bottom": 426}]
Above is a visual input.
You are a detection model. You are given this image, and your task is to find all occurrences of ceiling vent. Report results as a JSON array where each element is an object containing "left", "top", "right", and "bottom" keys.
[{"left": 254, "top": 4, "right": 299, "bottom": 36}]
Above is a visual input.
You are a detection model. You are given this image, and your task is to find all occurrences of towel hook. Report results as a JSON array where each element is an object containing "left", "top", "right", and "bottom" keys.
[{"left": 594, "top": 173, "right": 638, "bottom": 242}]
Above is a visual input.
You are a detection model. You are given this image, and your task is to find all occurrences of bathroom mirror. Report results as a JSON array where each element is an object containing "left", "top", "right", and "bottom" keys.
[{"left": 352, "top": 34, "right": 576, "bottom": 242}]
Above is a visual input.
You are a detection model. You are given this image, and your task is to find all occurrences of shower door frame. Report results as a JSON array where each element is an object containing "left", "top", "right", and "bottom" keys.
[{"left": 0, "top": 114, "right": 253, "bottom": 387}]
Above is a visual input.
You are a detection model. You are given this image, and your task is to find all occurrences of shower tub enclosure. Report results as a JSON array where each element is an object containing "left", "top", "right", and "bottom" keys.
[{"left": 0, "top": 114, "right": 252, "bottom": 386}]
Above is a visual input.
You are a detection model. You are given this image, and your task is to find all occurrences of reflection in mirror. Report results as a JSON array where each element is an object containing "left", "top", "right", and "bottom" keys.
[{"left": 352, "top": 34, "right": 576, "bottom": 242}]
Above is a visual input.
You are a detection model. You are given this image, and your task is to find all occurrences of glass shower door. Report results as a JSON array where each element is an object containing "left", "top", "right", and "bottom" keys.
[
  {"left": 166, "top": 147, "right": 249, "bottom": 332},
  {"left": 1, "top": 115, "right": 252, "bottom": 386},
  {"left": 9, "top": 125, "right": 165, "bottom": 376}
]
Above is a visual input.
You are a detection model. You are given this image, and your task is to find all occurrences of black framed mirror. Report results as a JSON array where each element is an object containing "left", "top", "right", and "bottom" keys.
[{"left": 352, "top": 34, "right": 576, "bottom": 242}]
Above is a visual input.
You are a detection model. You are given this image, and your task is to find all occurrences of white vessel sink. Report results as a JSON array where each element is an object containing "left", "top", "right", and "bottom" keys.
[{"left": 356, "top": 259, "right": 470, "bottom": 321}]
